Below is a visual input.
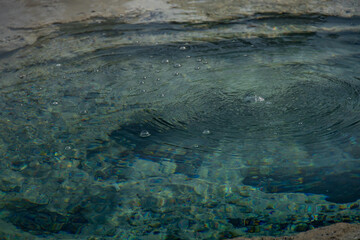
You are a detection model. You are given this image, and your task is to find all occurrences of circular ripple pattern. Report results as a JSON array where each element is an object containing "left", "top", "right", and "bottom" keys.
[{"left": 0, "top": 16, "right": 360, "bottom": 239}]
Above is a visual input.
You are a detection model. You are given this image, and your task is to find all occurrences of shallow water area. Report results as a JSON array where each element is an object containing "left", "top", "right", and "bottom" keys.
[{"left": 0, "top": 15, "right": 360, "bottom": 239}]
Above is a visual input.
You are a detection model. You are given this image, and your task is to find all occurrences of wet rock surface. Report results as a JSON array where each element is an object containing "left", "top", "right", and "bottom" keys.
[
  {"left": 1, "top": 0, "right": 360, "bottom": 52},
  {"left": 229, "top": 223, "right": 360, "bottom": 240}
]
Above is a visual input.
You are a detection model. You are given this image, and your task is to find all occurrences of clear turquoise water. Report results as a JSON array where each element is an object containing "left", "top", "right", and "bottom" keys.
[{"left": 0, "top": 15, "right": 360, "bottom": 239}]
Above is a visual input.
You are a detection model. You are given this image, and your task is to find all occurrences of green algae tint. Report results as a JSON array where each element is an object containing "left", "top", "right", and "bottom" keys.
[{"left": 0, "top": 15, "right": 360, "bottom": 239}]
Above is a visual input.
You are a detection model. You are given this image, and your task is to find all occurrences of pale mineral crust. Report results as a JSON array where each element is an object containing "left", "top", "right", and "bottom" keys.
[
  {"left": 228, "top": 223, "right": 360, "bottom": 240},
  {"left": 1, "top": 0, "right": 360, "bottom": 52}
]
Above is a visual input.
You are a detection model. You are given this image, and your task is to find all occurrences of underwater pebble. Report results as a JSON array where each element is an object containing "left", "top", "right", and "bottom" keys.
[
  {"left": 161, "top": 161, "right": 177, "bottom": 174},
  {"left": 178, "top": 219, "right": 189, "bottom": 229},
  {"left": 179, "top": 46, "right": 187, "bottom": 50}
]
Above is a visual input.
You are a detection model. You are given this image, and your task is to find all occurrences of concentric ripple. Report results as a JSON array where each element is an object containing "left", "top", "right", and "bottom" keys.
[{"left": 0, "top": 15, "right": 360, "bottom": 239}]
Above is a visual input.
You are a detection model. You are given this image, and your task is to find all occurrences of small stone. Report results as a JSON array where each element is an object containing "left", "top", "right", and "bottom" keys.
[
  {"left": 178, "top": 219, "right": 189, "bottom": 229},
  {"left": 149, "top": 221, "right": 161, "bottom": 228},
  {"left": 339, "top": 204, "right": 347, "bottom": 210},
  {"left": 161, "top": 161, "right": 177, "bottom": 174},
  {"left": 350, "top": 203, "right": 359, "bottom": 209},
  {"left": 293, "top": 223, "right": 309, "bottom": 232}
]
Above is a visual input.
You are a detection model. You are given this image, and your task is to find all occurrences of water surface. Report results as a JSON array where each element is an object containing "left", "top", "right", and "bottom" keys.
[{"left": 0, "top": 15, "right": 360, "bottom": 239}]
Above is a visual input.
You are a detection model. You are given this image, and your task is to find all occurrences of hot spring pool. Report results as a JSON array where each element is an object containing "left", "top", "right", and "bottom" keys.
[{"left": 0, "top": 15, "right": 360, "bottom": 239}]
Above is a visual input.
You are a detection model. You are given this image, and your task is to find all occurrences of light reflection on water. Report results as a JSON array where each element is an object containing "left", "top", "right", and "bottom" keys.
[{"left": 0, "top": 15, "right": 360, "bottom": 239}]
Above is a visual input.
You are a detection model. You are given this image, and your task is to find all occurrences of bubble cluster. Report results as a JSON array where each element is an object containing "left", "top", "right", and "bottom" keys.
[{"left": 140, "top": 130, "right": 151, "bottom": 138}]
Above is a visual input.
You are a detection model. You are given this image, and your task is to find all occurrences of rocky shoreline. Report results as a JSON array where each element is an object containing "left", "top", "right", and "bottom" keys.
[
  {"left": 228, "top": 223, "right": 360, "bottom": 240},
  {"left": 1, "top": 0, "right": 360, "bottom": 53}
]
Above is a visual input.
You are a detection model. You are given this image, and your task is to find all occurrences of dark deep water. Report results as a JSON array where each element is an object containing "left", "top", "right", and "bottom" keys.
[{"left": 0, "top": 15, "right": 360, "bottom": 239}]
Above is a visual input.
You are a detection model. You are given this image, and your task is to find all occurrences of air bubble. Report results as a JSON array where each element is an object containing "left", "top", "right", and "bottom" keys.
[
  {"left": 202, "top": 130, "right": 211, "bottom": 135},
  {"left": 255, "top": 96, "right": 265, "bottom": 102},
  {"left": 140, "top": 130, "right": 151, "bottom": 138}
]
